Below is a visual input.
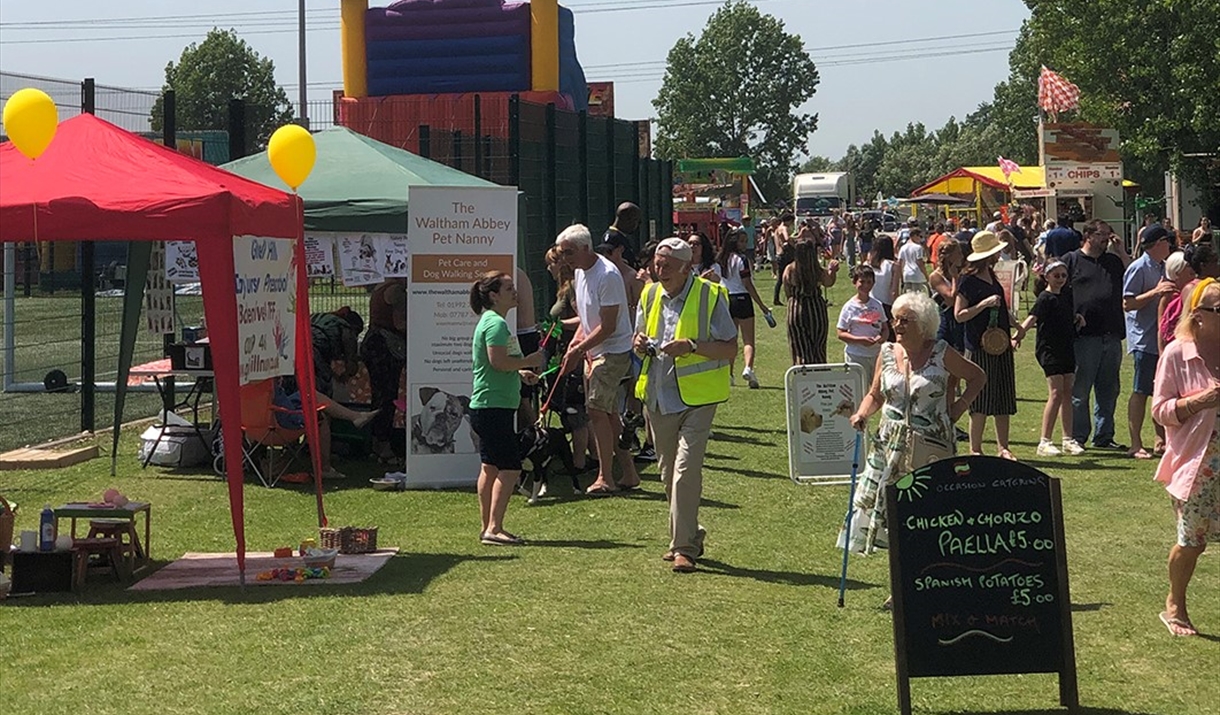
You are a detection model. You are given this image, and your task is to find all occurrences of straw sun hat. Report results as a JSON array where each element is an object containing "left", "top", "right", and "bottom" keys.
[{"left": 967, "top": 230, "right": 1008, "bottom": 261}]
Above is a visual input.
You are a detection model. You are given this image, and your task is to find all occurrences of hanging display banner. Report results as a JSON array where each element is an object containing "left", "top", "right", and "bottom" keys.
[
  {"left": 233, "top": 236, "right": 297, "bottom": 385},
  {"left": 336, "top": 233, "right": 384, "bottom": 286},
  {"left": 377, "top": 234, "right": 410, "bottom": 277},
  {"left": 303, "top": 233, "right": 336, "bottom": 279},
  {"left": 145, "top": 241, "right": 175, "bottom": 335},
  {"left": 405, "top": 185, "right": 518, "bottom": 489},
  {"left": 165, "top": 240, "right": 200, "bottom": 283}
]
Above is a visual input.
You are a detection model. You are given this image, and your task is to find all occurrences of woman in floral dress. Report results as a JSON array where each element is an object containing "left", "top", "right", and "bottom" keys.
[{"left": 840, "top": 292, "right": 984, "bottom": 555}]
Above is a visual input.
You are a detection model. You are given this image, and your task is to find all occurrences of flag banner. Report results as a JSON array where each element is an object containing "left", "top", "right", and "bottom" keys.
[
  {"left": 1038, "top": 66, "right": 1081, "bottom": 119},
  {"left": 998, "top": 156, "right": 1022, "bottom": 181}
]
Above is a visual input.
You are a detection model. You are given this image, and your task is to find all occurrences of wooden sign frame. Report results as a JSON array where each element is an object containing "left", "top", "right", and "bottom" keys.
[{"left": 886, "top": 457, "right": 1078, "bottom": 714}]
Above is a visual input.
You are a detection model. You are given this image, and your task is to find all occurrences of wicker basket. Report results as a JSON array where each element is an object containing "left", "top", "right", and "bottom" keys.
[{"left": 319, "top": 526, "right": 378, "bottom": 554}]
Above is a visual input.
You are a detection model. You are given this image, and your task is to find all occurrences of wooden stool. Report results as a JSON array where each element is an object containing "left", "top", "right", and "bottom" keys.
[
  {"left": 87, "top": 518, "right": 142, "bottom": 574},
  {"left": 73, "top": 537, "right": 126, "bottom": 583}
]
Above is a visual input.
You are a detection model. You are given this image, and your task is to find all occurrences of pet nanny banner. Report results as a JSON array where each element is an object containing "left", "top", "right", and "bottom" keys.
[
  {"left": 233, "top": 236, "right": 297, "bottom": 385},
  {"left": 404, "top": 185, "right": 518, "bottom": 489}
]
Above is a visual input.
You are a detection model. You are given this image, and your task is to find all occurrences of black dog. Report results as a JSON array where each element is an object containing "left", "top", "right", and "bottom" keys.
[{"left": 517, "top": 423, "right": 579, "bottom": 504}]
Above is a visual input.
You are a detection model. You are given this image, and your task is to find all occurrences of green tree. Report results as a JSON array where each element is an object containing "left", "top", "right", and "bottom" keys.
[
  {"left": 652, "top": 0, "right": 820, "bottom": 202},
  {"left": 1012, "top": 1, "right": 1219, "bottom": 197},
  {"left": 150, "top": 28, "right": 295, "bottom": 151},
  {"left": 797, "top": 155, "right": 836, "bottom": 174}
]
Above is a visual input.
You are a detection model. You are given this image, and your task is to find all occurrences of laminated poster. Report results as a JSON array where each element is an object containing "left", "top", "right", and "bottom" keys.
[
  {"left": 303, "top": 234, "right": 335, "bottom": 279},
  {"left": 165, "top": 240, "right": 200, "bottom": 283},
  {"left": 336, "top": 233, "right": 383, "bottom": 287},
  {"left": 145, "top": 241, "right": 175, "bottom": 335},
  {"left": 377, "top": 234, "right": 410, "bottom": 278}
]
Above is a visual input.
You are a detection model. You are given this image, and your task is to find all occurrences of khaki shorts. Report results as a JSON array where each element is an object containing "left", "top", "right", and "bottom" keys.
[{"left": 584, "top": 351, "right": 632, "bottom": 413}]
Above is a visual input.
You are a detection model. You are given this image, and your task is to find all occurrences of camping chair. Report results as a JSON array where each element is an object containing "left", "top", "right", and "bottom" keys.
[{"left": 216, "top": 378, "right": 310, "bottom": 488}]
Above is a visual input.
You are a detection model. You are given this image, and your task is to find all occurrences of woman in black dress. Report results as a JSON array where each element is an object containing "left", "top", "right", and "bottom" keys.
[
  {"left": 783, "top": 239, "right": 839, "bottom": 365},
  {"left": 954, "top": 231, "right": 1025, "bottom": 460}
]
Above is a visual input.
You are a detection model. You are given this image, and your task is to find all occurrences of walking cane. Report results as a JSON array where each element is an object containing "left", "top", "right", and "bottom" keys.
[{"left": 837, "top": 431, "right": 863, "bottom": 608}]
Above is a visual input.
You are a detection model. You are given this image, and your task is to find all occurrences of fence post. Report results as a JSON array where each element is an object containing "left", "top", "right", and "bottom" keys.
[
  {"left": 509, "top": 94, "right": 520, "bottom": 187},
  {"left": 605, "top": 117, "right": 616, "bottom": 221},
  {"left": 473, "top": 95, "right": 483, "bottom": 178},
  {"left": 578, "top": 110, "right": 589, "bottom": 224},
  {"left": 640, "top": 153, "right": 651, "bottom": 243},
  {"left": 453, "top": 130, "right": 463, "bottom": 172},
  {"left": 162, "top": 90, "right": 178, "bottom": 413},
  {"left": 418, "top": 125, "right": 431, "bottom": 159},
  {"left": 545, "top": 103, "right": 558, "bottom": 245},
  {"left": 632, "top": 120, "right": 642, "bottom": 206},
  {"left": 662, "top": 161, "right": 674, "bottom": 237},
  {"left": 80, "top": 78, "right": 97, "bottom": 432},
  {"left": 227, "top": 98, "right": 246, "bottom": 160},
  {"left": 3, "top": 242, "right": 14, "bottom": 392}
]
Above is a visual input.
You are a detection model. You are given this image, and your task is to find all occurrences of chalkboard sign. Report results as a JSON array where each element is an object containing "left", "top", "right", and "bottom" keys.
[{"left": 886, "top": 456, "right": 1077, "bottom": 715}]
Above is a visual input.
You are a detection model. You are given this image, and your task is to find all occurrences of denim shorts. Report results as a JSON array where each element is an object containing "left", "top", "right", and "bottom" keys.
[{"left": 1132, "top": 350, "right": 1158, "bottom": 396}]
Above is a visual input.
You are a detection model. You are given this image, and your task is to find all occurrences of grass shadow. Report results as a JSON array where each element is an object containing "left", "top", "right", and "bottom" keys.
[
  {"left": 941, "top": 710, "right": 1161, "bottom": 715},
  {"left": 522, "top": 539, "right": 643, "bottom": 550},
  {"left": 4, "top": 552, "right": 511, "bottom": 606},
  {"left": 1069, "top": 602, "right": 1111, "bottom": 612},
  {"left": 696, "top": 557, "right": 874, "bottom": 590},
  {"left": 709, "top": 431, "right": 773, "bottom": 446},
  {"left": 715, "top": 423, "right": 787, "bottom": 436},
  {"left": 706, "top": 464, "right": 785, "bottom": 480}
]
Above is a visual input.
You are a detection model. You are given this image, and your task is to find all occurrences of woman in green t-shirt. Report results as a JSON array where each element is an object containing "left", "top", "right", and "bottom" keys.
[{"left": 469, "top": 271, "right": 544, "bottom": 545}]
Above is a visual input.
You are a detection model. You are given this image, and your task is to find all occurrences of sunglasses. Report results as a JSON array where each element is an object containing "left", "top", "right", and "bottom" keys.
[{"left": 1197, "top": 305, "right": 1220, "bottom": 314}]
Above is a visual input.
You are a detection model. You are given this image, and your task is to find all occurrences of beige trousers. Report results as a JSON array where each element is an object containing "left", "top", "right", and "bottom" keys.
[{"left": 646, "top": 403, "right": 718, "bottom": 558}]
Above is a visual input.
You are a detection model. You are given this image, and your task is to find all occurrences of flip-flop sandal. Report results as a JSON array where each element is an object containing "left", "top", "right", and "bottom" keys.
[
  {"left": 1129, "top": 448, "right": 1154, "bottom": 460},
  {"left": 584, "top": 485, "right": 617, "bottom": 497},
  {"left": 1159, "top": 611, "right": 1197, "bottom": 636},
  {"left": 480, "top": 532, "right": 524, "bottom": 546},
  {"left": 618, "top": 482, "right": 642, "bottom": 492}
]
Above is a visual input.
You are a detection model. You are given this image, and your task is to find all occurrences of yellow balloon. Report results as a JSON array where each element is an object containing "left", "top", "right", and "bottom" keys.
[
  {"left": 267, "top": 124, "right": 316, "bottom": 190},
  {"left": 2, "top": 88, "right": 58, "bottom": 160}
]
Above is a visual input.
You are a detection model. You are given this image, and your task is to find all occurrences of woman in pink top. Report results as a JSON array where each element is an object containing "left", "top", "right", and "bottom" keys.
[{"left": 1151, "top": 278, "right": 1220, "bottom": 636}]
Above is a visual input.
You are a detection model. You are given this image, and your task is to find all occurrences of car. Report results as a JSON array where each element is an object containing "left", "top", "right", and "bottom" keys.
[{"left": 860, "top": 210, "right": 902, "bottom": 232}]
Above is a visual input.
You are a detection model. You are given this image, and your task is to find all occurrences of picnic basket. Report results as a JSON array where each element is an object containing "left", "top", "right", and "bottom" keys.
[{"left": 319, "top": 526, "right": 378, "bottom": 554}]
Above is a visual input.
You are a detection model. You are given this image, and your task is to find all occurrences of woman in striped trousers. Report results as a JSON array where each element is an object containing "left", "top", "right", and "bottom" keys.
[{"left": 784, "top": 239, "right": 840, "bottom": 365}]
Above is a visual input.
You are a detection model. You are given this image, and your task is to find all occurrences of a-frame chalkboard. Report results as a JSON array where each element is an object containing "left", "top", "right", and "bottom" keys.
[{"left": 886, "top": 456, "right": 1078, "bottom": 714}]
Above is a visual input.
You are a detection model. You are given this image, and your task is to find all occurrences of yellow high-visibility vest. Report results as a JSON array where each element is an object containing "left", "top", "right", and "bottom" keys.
[{"left": 635, "top": 276, "right": 731, "bottom": 407}]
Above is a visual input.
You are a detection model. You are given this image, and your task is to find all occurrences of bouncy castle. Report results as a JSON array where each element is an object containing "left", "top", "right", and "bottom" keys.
[{"left": 338, "top": 0, "right": 589, "bottom": 148}]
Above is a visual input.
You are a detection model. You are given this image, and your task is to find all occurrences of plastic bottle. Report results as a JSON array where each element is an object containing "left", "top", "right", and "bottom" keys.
[
  {"left": 39, "top": 504, "right": 56, "bottom": 552},
  {"left": 763, "top": 311, "right": 777, "bottom": 328}
]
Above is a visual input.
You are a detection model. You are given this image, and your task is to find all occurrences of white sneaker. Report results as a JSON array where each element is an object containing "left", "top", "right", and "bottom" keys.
[
  {"left": 1061, "top": 438, "right": 1085, "bottom": 455},
  {"left": 1036, "top": 439, "right": 1062, "bottom": 457},
  {"left": 742, "top": 367, "right": 760, "bottom": 389}
]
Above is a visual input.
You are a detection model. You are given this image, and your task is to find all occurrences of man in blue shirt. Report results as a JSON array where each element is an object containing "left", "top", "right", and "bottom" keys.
[
  {"left": 1045, "top": 216, "right": 1082, "bottom": 259},
  {"left": 1121, "top": 224, "right": 1177, "bottom": 458}
]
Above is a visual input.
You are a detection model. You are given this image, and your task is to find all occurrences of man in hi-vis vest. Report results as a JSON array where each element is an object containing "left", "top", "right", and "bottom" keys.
[{"left": 633, "top": 238, "right": 738, "bottom": 573}]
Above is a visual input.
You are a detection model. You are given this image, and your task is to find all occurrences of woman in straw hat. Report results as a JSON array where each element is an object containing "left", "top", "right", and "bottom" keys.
[
  {"left": 1151, "top": 278, "right": 1220, "bottom": 636},
  {"left": 955, "top": 230, "right": 1025, "bottom": 459}
]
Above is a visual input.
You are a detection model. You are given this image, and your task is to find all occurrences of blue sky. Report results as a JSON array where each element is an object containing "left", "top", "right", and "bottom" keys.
[{"left": 0, "top": 0, "right": 1031, "bottom": 159}]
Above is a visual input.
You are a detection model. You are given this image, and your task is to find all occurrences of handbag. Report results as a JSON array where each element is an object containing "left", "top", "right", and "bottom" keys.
[
  {"left": 981, "top": 306, "right": 1010, "bottom": 356},
  {"left": 902, "top": 348, "right": 953, "bottom": 473}
]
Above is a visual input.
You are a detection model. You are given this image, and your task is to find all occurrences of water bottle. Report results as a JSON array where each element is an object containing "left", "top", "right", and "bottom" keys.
[
  {"left": 763, "top": 311, "right": 777, "bottom": 329},
  {"left": 39, "top": 504, "right": 56, "bottom": 552}
]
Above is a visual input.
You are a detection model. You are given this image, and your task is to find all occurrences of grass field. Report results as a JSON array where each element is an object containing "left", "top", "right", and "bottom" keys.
[{"left": 0, "top": 273, "right": 1215, "bottom": 715}]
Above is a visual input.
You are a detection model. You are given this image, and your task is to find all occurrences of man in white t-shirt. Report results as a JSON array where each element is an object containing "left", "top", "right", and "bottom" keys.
[
  {"left": 556, "top": 223, "right": 641, "bottom": 494},
  {"left": 897, "top": 227, "right": 929, "bottom": 294}
]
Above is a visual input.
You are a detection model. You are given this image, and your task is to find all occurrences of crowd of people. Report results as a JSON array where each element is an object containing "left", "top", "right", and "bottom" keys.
[{"left": 285, "top": 199, "right": 1218, "bottom": 624}]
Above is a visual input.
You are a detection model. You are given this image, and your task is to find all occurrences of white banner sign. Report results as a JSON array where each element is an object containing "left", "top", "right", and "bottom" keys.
[
  {"left": 303, "top": 234, "right": 335, "bottom": 279},
  {"left": 405, "top": 185, "right": 518, "bottom": 489},
  {"left": 165, "top": 240, "right": 200, "bottom": 283},
  {"left": 233, "top": 236, "right": 297, "bottom": 385},
  {"left": 1045, "top": 163, "right": 1123, "bottom": 184},
  {"left": 785, "top": 363, "right": 865, "bottom": 486}
]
